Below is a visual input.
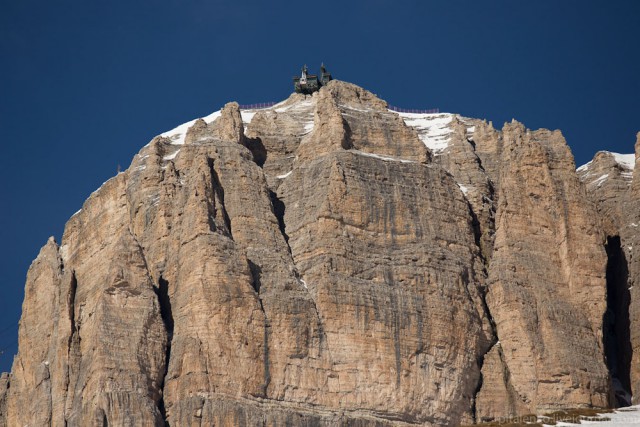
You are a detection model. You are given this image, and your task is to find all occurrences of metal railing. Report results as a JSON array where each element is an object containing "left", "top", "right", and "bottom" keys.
[
  {"left": 239, "top": 102, "right": 278, "bottom": 110},
  {"left": 238, "top": 102, "right": 440, "bottom": 114},
  {"left": 387, "top": 105, "right": 440, "bottom": 114}
]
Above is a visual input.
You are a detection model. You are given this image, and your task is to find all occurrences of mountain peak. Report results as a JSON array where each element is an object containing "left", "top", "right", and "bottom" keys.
[{"left": 3, "top": 80, "right": 640, "bottom": 425}]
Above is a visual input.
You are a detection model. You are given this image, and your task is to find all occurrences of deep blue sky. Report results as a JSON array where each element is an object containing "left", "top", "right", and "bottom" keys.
[{"left": 0, "top": 0, "right": 638, "bottom": 372}]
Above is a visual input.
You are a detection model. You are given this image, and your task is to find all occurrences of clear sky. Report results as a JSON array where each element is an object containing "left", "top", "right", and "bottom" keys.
[{"left": 0, "top": 0, "right": 638, "bottom": 372}]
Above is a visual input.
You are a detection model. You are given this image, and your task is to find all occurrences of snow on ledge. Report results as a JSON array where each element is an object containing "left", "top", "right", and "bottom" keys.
[
  {"left": 590, "top": 173, "right": 609, "bottom": 188},
  {"left": 352, "top": 150, "right": 416, "bottom": 163},
  {"left": 163, "top": 150, "right": 180, "bottom": 161},
  {"left": 394, "top": 111, "right": 453, "bottom": 154},
  {"left": 158, "top": 96, "right": 317, "bottom": 146},
  {"left": 577, "top": 161, "right": 592, "bottom": 172},
  {"left": 613, "top": 152, "right": 636, "bottom": 170},
  {"left": 159, "top": 110, "right": 222, "bottom": 146},
  {"left": 275, "top": 97, "right": 315, "bottom": 113},
  {"left": 577, "top": 152, "right": 635, "bottom": 173},
  {"left": 240, "top": 111, "right": 256, "bottom": 127}
]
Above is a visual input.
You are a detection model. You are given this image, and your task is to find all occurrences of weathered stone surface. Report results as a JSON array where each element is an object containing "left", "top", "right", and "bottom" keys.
[
  {"left": 278, "top": 150, "right": 492, "bottom": 424},
  {"left": 578, "top": 144, "right": 637, "bottom": 405},
  {"left": 1, "top": 81, "right": 621, "bottom": 426},
  {"left": 244, "top": 92, "right": 316, "bottom": 188},
  {"left": 578, "top": 151, "right": 634, "bottom": 237},
  {"left": 429, "top": 115, "right": 497, "bottom": 259},
  {"left": 622, "top": 133, "right": 640, "bottom": 402},
  {"left": 326, "top": 81, "right": 429, "bottom": 163},
  {"left": 0, "top": 373, "right": 8, "bottom": 427},
  {"left": 296, "top": 86, "right": 354, "bottom": 163},
  {"left": 475, "top": 344, "right": 528, "bottom": 421},
  {"left": 484, "top": 123, "right": 610, "bottom": 415},
  {"left": 4, "top": 171, "right": 168, "bottom": 426},
  {"left": 469, "top": 120, "right": 504, "bottom": 187},
  {"left": 413, "top": 116, "right": 613, "bottom": 419}
]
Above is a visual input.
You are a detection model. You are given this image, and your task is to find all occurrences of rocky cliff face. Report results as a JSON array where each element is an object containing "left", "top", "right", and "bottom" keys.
[
  {"left": 625, "top": 135, "right": 640, "bottom": 402},
  {"left": 578, "top": 138, "right": 639, "bottom": 407},
  {"left": 2, "top": 80, "right": 636, "bottom": 426}
]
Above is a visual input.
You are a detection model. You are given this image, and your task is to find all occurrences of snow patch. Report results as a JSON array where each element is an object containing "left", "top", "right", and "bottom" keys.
[
  {"left": 590, "top": 174, "right": 609, "bottom": 188},
  {"left": 240, "top": 111, "right": 256, "bottom": 125},
  {"left": 457, "top": 184, "right": 470, "bottom": 195},
  {"left": 163, "top": 150, "right": 180, "bottom": 161},
  {"left": 352, "top": 150, "right": 416, "bottom": 163},
  {"left": 303, "top": 121, "right": 314, "bottom": 133},
  {"left": 613, "top": 153, "right": 636, "bottom": 170},
  {"left": 577, "top": 152, "right": 635, "bottom": 175},
  {"left": 541, "top": 404, "right": 640, "bottom": 426},
  {"left": 159, "top": 110, "right": 222, "bottom": 145},
  {"left": 270, "top": 99, "right": 288, "bottom": 109},
  {"left": 396, "top": 112, "right": 453, "bottom": 154},
  {"left": 577, "top": 160, "right": 593, "bottom": 172},
  {"left": 277, "top": 171, "right": 292, "bottom": 179},
  {"left": 339, "top": 104, "right": 375, "bottom": 113},
  {"left": 275, "top": 97, "right": 315, "bottom": 113}
]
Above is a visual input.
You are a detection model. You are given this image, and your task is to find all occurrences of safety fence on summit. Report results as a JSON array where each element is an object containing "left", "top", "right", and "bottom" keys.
[
  {"left": 239, "top": 102, "right": 439, "bottom": 114},
  {"left": 387, "top": 105, "right": 440, "bottom": 114},
  {"left": 238, "top": 102, "right": 278, "bottom": 110}
]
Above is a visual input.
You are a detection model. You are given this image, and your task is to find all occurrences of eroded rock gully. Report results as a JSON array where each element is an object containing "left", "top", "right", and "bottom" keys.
[{"left": 1, "top": 81, "right": 637, "bottom": 426}]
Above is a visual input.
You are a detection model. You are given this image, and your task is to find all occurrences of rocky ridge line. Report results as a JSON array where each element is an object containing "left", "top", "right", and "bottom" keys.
[{"left": 1, "top": 80, "right": 636, "bottom": 426}]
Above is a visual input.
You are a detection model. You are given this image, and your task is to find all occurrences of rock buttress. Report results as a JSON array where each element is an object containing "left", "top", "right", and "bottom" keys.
[
  {"left": 479, "top": 123, "right": 610, "bottom": 417},
  {"left": 1, "top": 81, "right": 620, "bottom": 426},
  {"left": 623, "top": 133, "right": 640, "bottom": 401}
]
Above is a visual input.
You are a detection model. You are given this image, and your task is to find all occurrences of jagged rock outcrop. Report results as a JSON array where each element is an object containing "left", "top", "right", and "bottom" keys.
[
  {"left": 626, "top": 134, "right": 640, "bottom": 402},
  {"left": 577, "top": 151, "right": 635, "bottom": 237},
  {"left": 578, "top": 142, "right": 637, "bottom": 406},
  {"left": 244, "top": 93, "right": 316, "bottom": 188},
  {"left": 424, "top": 116, "right": 496, "bottom": 259},
  {"left": 414, "top": 116, "right": 611, "bottom": 420},
  {"left": 481, "top": 124, "right": 610, "bottom": 418},
  {"left": 6, "top": 177, "right": 168, "bottom": 426},
  {"left": 2, "top": 80, "right": 629, "bottom": 426}
]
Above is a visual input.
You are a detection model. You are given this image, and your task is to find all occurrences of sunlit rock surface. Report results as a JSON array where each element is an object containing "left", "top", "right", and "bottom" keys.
[{"left": 3, "top": 81, "right": 635, "bottom": 426}]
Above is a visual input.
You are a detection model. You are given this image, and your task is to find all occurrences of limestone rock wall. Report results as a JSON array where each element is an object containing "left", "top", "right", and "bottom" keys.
[
  {"left": 622, "top": 134, "right": 640, "bottom": 401},
  {"left": 1, "top": 81, "right": 623, "bottom": 426},
  {"left": 425, "top": 117, "right": 611, "bottom": 420},
  {"left": 578, "top": 138, "right": 638, "bottom": 405},
  {"left": 577, "top": 151, "right": 634, "bottom": 237},
  {"left": 483, "top": 124, "right": 610, "bottom": 417},
  {"left": 0, "top": 371, "right": 8, "bottom": 426}
]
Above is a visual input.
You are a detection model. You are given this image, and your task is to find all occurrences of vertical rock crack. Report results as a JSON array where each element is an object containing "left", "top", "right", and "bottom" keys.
[{"left": 603, "top": 235, "right": 632, "bottom": 406}]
